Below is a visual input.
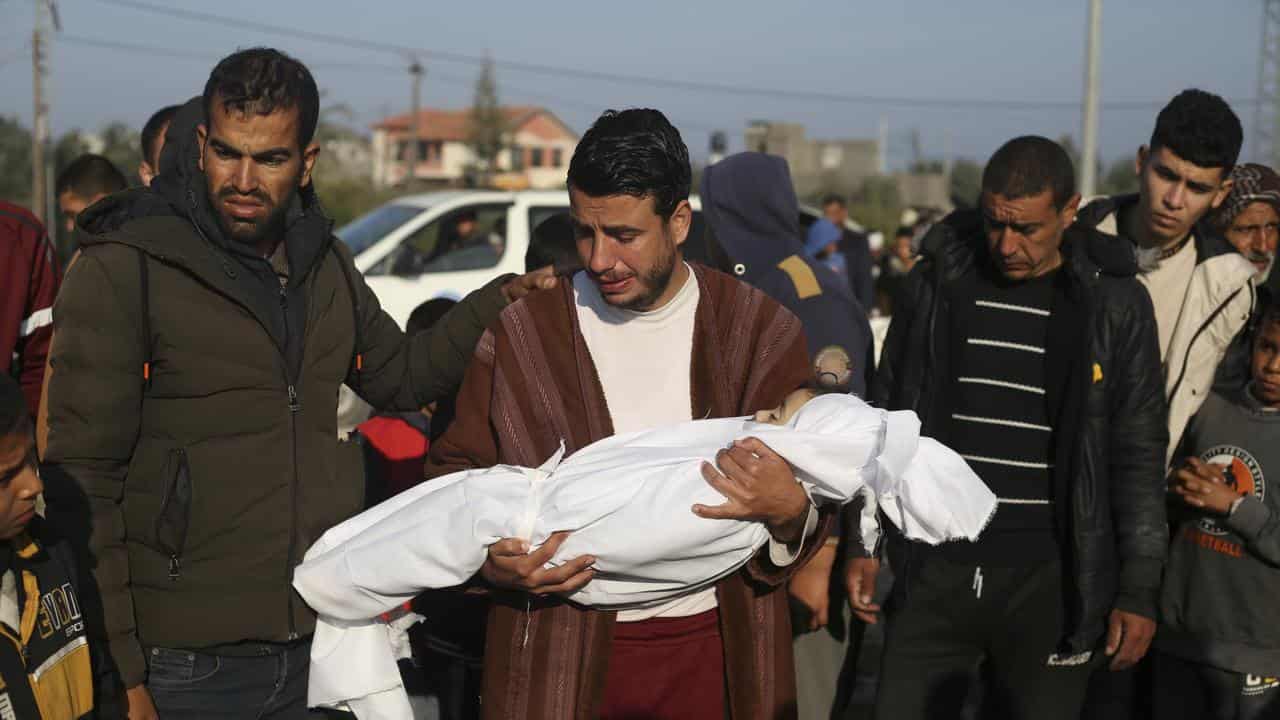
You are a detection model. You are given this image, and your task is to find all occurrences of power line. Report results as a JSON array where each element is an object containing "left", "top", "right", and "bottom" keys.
[
  {"left": 92, "top": 0, "right": 1253, "bottom": 112},
  {"left": 57, "top": 32, "right": 719, "bottom": 134},
  {"left": 59, "top": 34, "right": 402, "bottom": 73}
]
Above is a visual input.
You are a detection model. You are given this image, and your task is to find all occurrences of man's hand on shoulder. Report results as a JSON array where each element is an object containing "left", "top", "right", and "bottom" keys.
[
  {"left": 693, "top": 437, "right": 811, "bottom": 544},
  {"left": 501, "top": 266, "right": 559, "bottom": 304},
  {"left": 479, "top": 531, "right": 595, "bottom": 596}
]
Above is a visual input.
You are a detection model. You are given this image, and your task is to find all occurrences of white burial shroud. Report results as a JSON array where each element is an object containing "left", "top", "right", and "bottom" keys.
[{"left": 293, "top": 393, "right": 996, "bottom": 718}]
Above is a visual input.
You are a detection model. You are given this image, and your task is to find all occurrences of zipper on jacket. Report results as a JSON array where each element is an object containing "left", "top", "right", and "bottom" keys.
[
  {"left": 279, "top": 280, "right": 301, "bottom": 640},
  {"left": 155, "top": 448, "right": 190, "bottom": 581},
  {"left": 183, "top": 204, "right": 313, "bottom": 641},
  {"left": 1167, "top": 287, "right": 1245, "bottom": 404}
]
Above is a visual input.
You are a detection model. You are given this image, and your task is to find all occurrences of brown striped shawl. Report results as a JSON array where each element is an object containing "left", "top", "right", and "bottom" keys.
[{"left": 426, "top": 263, "right": 834, "bottom": 719}]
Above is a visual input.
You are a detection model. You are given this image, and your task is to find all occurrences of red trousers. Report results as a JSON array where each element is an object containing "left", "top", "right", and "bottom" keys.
[{"left": 599, "top": 608, "right": 727, "bottom": 720}]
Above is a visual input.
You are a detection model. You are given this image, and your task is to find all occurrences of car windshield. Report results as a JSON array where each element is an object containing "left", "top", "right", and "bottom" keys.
[{"left": 335, "top": 203, "right": 425, "bottom": 256}]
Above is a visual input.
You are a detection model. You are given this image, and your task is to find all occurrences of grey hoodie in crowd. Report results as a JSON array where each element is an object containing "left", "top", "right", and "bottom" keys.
[
  {"left": 1157, "top": 387, "right": 1280, "bottom": 675},
  {"left": 699, "top": 153, "right": 873, "bottom": 395}
]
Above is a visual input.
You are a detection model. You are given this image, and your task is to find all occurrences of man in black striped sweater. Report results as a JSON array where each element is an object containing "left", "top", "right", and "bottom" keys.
[{"left": 854, "top": 137, "right": 1168, "bottom": 719}]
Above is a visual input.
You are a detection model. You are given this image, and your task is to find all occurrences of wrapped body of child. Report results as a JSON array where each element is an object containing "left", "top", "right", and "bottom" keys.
[{"left": 293, "top": 391, "right": 996, "bottom": 717}]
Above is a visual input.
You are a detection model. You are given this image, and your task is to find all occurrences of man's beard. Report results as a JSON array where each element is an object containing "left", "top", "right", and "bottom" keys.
[
  {"left": 1250, "top": 252, "right": 1276, "bottom": 283},
  {"left": 210, "top": 186, "right": 289, "bottom": 248},
  {"left": 617, "top": 241, "right": 678, "bottom": 311}
]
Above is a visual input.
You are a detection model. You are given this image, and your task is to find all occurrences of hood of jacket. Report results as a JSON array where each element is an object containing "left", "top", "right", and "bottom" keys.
[
  {"left": 699, "top": 153, "right": 805, "bottom": 277},
  {"left": 804, "top": 218, "right": 842, "bottom": 258},
  {"left": 74, "top": 96, "right": 334, "bottom": 290}
]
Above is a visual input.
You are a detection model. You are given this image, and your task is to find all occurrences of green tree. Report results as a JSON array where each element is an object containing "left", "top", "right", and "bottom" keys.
[
  {"left": 0, "top": 115, "right": 33, "bottom": 206},
  {"left": 848, "top": 175, "right": 902, "bottom": 237},
  {"left": 468, "top": 56, "right": 505, "bottom": 176},
  {"left": 98, "top": 122, "right": 141, "bottom": 180},
  {"left": 53, "top": 130, "right": 90, "bottom": 179},
  {"left": 949, "top": 158, "right": 983, "bottom": 209},
  {"left": 1099, "top": 155, "right": 1138, "bottom": 196}
]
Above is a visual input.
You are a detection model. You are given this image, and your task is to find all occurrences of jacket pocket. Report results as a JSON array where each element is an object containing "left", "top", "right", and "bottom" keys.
[{"left": 154, "top": 448, "right": 192, "bottom": 581}]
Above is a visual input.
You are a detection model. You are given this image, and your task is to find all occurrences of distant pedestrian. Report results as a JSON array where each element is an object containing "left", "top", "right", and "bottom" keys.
[
  {"left": 56, "top": 154, "right": 128, "bottom": 242},
  {"left": 138, "top": 104, "right": 181, "bottom": 187},
  {"left": 823, "top": 194, "right": 875, "bottom": 311},
  {"left": 804, "top": 217, "right": 852, "bottom": 293},
  {"left": 875, "top": 225, "right": 917, "bottom": 315}
]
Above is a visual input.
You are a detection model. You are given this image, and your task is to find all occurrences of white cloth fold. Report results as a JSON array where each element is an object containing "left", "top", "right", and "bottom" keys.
[{"left": 294, "top": 394, "right": 995, "bottom": 718}]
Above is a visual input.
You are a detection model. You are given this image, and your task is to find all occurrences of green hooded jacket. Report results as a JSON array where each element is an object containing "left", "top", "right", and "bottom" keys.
[{"left": 42, "top": 99, "right": 511, "bottom": 688}]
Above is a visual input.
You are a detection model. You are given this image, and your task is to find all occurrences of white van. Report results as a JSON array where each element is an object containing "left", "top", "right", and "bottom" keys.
[{"left": 336, "top": 189, "right": 857, "bottom": 330}]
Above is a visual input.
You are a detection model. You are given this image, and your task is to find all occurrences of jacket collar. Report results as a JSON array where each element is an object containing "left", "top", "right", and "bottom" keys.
[
  {"left": 1078, "top": 193, "right": 1247, "bottom": 267},
  {"left": 919, "top": 207, "right": 1135, "bottom": 297}
]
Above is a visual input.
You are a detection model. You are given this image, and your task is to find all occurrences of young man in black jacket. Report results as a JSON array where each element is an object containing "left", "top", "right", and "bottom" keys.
[{"left": 847, "top": 137, "right": 1168, "bottom": 719}]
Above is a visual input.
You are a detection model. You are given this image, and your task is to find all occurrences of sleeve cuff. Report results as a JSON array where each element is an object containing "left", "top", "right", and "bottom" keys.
[
  {"left": 1226, "top": 496, "right": 1270, "bottom": 542},
  {"left": 111, "top": 635, "right": 147, "bottom": 690},
  {"left": 768, "top": 501, "right": 819, "bottom": 567}
]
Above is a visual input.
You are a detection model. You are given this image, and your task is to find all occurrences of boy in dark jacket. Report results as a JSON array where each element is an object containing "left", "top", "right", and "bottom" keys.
[
  {"left": 0, "top": 374, "right": 96, "bottom": 719},
  {"left": 1156, "top": 302, "right": 1280, "bottom": 719}
]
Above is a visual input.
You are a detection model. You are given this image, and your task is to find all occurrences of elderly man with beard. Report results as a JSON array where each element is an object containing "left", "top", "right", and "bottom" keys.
[
  {"left": 427, "top": 108, "right": 832, "bottom": 720},
  {"left": 43, "top": 48, "right": 554, "bottom": 719},
  {"left": 1213, "top": 162, "right": 1280, "bottom": 393}
]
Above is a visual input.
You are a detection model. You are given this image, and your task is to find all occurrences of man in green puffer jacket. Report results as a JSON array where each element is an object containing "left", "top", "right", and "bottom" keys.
[{"left": 42, "top": 48, "right": 554, "bottom": 719}]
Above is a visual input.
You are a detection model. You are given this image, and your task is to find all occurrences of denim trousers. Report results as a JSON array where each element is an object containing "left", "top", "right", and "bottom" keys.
[{"left": 145, "top": 640, "right": 312, "bottom": 719}]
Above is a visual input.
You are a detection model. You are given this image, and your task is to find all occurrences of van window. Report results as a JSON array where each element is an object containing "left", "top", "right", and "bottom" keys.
[
  {"left": 368, "top": 204, "right": 512, "bottom": 276},
  {"left": 336, "top": 203, "right": 423, "bottom": 256}
]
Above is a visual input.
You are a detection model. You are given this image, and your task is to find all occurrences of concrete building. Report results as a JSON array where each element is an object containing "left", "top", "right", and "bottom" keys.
[
  {"left": 743, "top": 121, "right": 882, "bottom": 198},
  {"left": 893, "top": 171, "right": 953, "bottom": 212},
  {"left": 371, "top": 106, "right": 577, "bottom": 189}
]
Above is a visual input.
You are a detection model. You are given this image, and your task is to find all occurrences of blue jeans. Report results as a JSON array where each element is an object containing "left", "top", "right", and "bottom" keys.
[{"left": 145, "top": 641, "right": 311, "bottom": 719}]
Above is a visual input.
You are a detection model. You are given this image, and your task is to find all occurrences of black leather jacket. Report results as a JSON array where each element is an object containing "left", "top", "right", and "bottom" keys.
[{"left": 869, "top": 209, "right": 1169, "bottom": 653}]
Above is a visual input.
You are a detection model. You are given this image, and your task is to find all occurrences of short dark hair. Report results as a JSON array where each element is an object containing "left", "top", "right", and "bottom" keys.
[
  {"left": 55, "top": 154, "right": 128, "bottom": 199},
  {"left": 1149, "top": 89, "right": 1242, "bottom": 172},
  {"left": 981, "top": 136, "right": 1077, "bottom": 210},
  {"left": 203, "top": 47, "right": 319, "bottom": 149},
  {"left": 822, "top": 194, "right": 846, "bottom": 208},
  {"left": 526, "top": 213, "right": 581, "bottom": 273},
  {"left": 141, "top": 104, "right": 181, "bottom": 167},
  {"left": 567, "top": 108, "right": 690, "bottom": 219},
  {"left": 894, "top": 226, "right": 915, "bottom": 239},
  {"left": 1259, "top": 298, "right": 1280, "bottom": 335},
  {"left": 0, "top": 374, "right": 31, "bottom": 441},
  {"left": 406, "top": 298, "right": 457, "bottom": 336}
]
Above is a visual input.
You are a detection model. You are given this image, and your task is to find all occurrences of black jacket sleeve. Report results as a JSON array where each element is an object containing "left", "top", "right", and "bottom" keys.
[
  {"left": 843, "top": 263, "right": 930, "bottom": 560},
  {"left": 1105, "top": 280, "right": 1170, "bottom": 620}
]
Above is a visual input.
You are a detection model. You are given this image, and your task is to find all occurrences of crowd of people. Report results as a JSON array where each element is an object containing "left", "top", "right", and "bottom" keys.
[{"left": 1, "top": 45, "right": 1278, "bottom": 720}]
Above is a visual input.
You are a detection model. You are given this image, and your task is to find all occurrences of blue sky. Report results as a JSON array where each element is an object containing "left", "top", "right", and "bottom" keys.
[{"left": 0, "top": 0, "right": 1261, "bottom": 168}]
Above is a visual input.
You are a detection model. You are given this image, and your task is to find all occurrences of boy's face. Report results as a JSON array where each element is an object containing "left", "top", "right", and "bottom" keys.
[
  {"left": 1253, "top": 319, "right": 1280, "bottom": 406},
  {"left": 754, "top": 389, "right": 818, "bottom": 425},
  {"left": 0, "top": 432, "right": 41, "bottom": 540}
]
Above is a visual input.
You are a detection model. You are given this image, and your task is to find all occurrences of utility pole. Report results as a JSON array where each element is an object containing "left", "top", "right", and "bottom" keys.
[
  {"left": 409, "top": 57, "right": 425, "bottom": 171},
  {"left": 878, "top": 116, "right": 889, "bottom": 174},
  {"left": 31, "top": 1, "right": 49, "bottom": 221},
  {"left": 29, "top": 0, "right": 60, "bottom": 223},
  {"left": 1080, "top": 0, "right": 1103, "bottom": 198},
  {"left": 1255, "top": 0, "right": 1280, "bottom": 166}
]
